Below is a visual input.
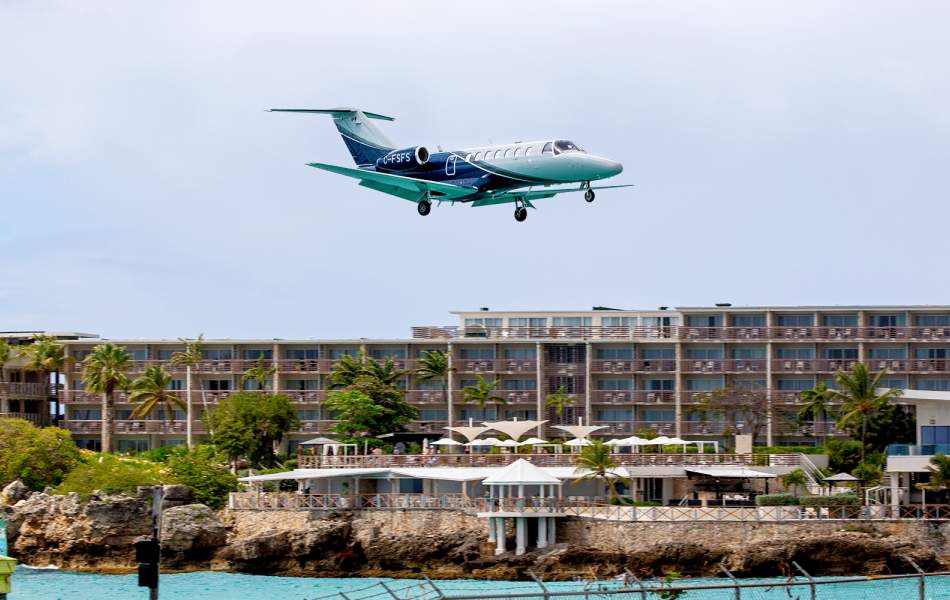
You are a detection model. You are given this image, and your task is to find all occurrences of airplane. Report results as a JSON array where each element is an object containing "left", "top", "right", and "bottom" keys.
[{"left": 269, "top": 107, "right": 630, "bottom": 222}]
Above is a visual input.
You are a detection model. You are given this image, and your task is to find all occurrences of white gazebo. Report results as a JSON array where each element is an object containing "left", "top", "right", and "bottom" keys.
[{"left": 479, "top": 459, "right": 563, "bottom": 556}]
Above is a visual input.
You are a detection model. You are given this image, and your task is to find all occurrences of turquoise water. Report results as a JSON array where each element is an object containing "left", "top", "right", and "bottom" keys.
[{"left": 8, "top": 568, "right": 950, "bottom": 600}]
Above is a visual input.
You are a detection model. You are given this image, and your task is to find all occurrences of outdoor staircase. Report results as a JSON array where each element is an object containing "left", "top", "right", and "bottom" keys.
[{"left": 797, "top": 453, "right": 826, "bottom": 495}]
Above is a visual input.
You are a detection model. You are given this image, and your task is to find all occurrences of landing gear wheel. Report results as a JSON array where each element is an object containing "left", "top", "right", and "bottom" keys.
[
  {"left": 514, "top": 207, "right": 528, "bottom": 222},
  {"left": 584, "top": 189, "right": 595, "bottom": 203},
  {"left": 417, "top": 200, "right": 431, "bottom": 216}
]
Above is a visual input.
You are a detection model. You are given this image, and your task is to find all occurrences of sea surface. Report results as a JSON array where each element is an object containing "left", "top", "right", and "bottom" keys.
[{"left": 9, "top": 568, "right": 950, "bottom": 600}]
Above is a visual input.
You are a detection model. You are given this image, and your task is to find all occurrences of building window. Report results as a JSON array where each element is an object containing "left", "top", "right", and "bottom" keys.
[
  {"left": 460, "top": 347, "right": 495, "bottom": 359},
  {"left": 505, "top": 409, "right": 537, "bottom": 420},
  {"left": 242, "top": 349, "right": 273, "bottom": 360},
  {"left": 503, "top": 347, "right": 536, "bottom": 360},
  {"left": 878, "top": 378, "right": 906, "bottom": 389},
  {"left": 201, "top": 348, "right": 232, "bottom": 360},
  {"left": 297, "top": 409, "right": 320, "bottom": 421},
  {"left": 326, "top": 347, "right": 358, "bottom": 359},
  {"left": 869, "top": 347, "right": 906, "bottom": 359},
  {"left": 777, "top": 378, "right": 815, "bottom": 391},
  {"left": 732, "top": 347, "right": 765, "bottom": 359},
  {"left": 203, "top": 379, "right": 231, "bottom": 391},
  {"left": 643, "top": 409, "right": 675, "bottom": 421},
  {"left": 776, "top": 314, "right": 814, "bottom": 327},
  {"left": 71, "top": 408, "right": 101, "bottom": 420},
  {"left": 732, "top": 314, "right": 765, "bottom": 327},
  {"left": 596, "top": 379, "right": 633, "bottom": 391},
  {"left": 822, "top": 314, "right": 858, "bottom": 327},
  {"left": 922, "top": 426, "right": 950, "bottom": 445},
  {"left": 157, "top": 349, "right": 177, "bottom": 360},
  {"left": 597, "top": 409, "right": 632, "bottom": 421},
  {"left": 686, "top": 315, "right": 721, "bottom": 327},
  {"left": 370, "top": 347, "right": 407, "bottom": 359},
  {"left": 825, "top": 348, "right": 858, "bottom": 359},
  {"left": 502, "top": 379, "right": 536, "bottom": 391},
  {"left": 685, "top": 347, "right": 723, "bottom": 359},
  {"left": 916, "top": 315, "right": 950, "bottom": 326},
  {"left": 869, "top": 314, "right": 905, "bottom": 327},
  {"left": 602, "top": 316, "right": 637, "bottom": 327},
  {"left": 916, "top": 348, "right": 950, "bottom": 359},
  {"left": 733, "top": 379, "right": 766, "bottom": 390},
  {"left": 117, "top": 439, "right": 150, "bottom": 453},
  {"left": 286, "top": 379, "right": 320, "bottom": 390},
  {"left": 420, "top": 409, "right": 448, "bottom": 420},
  {"left": 595, "top": 347, "right": 633, "bottom": 360},
  {"left": 917, "top": 379, "right": 950, "bottom": 391},
  {"left": 685, "top": 378, "right": 723, "bottom": 391},
  {"left": 169, "top": 379, "right": 185, "bottom": 391},
  {"left": 643, "top": 379, "right": 674, "bottom": 391},
  {"left": 126, "top": 349, "right": 147, "bottom": 361},
  {"left": 642, "top": 347, "right": 675, "bottom": 359},
  {"left": 465, "top": 318, "right": 502, "bottom": 327},
  {"left": 552, "top": 317, "right": 592, "bottom": 327},
  {"left": 285, "top": 348, "right": 319, "bottom": 359},
  {"left": 547, "top": 345, "right": 585, "bottom": 363},
  {"left": 776, "top": 347, "right": 815, "bottom": 359}
]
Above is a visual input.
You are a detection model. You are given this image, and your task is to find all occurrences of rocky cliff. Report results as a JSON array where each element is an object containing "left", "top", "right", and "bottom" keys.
[{"left": 3, "top": 489, "right": 949, "bottom": 580}]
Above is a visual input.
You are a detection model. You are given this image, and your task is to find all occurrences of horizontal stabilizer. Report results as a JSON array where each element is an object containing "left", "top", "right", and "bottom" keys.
[
  {"left": 268, "top": 108, "right": 395, "bottom": 121},
  {"left": 307, "top": 162, "right": 477, "bottom": 202}
]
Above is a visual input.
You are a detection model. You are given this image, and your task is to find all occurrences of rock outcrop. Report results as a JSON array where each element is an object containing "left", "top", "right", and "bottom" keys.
[
  {"left": 1, "top": 480, "right": 29, "bottom": 505},
  {"left": 4, "top": 492, "right": 950, "bottom": 579}
]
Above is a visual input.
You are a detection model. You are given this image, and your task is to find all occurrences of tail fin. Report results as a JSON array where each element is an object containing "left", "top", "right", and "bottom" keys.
[{"left": 269, "top": 107, "right": 395, "bottom": 167}]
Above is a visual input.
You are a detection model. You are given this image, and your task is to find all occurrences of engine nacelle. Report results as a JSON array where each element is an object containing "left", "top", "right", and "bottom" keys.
[{"left": 376, "top": 146, "right": 429, "bottom": 171}]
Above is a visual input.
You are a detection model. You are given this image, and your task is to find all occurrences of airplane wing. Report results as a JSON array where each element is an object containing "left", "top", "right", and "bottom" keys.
[
  {"left": 307, "top": 162, "right": 477, "bottom": 202},
  {"left": 470, "top": 184, "right": 633, "bottom": 207}
]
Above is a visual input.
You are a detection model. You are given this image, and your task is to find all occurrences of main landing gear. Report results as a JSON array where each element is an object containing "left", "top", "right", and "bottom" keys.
[
  {"left": 514, "top": 206, "right": 528, "bottom": 222},
  {"left": 417, "top": 199, "right": 431, "bottom": 216}
]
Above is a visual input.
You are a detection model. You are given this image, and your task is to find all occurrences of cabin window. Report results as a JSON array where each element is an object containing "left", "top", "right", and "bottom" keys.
[
  {"left": 542, "top": 142, "right": 554, "bottom": 156},
  {"left": 465, "top": 154, "right": 472, "bottom": 161},
  {"left": 504, "top": 148, "right": 512, "bottom": 158},
  {"left": 493, "top": 150, "right": 502, "bottom": 159},
  {"left": 474, "top": 152, "right": 482, "bottom": 160},
  {"left": 553, "top": 140, "right": 583, "bottom": 154},
  {"left": 525, "top": 146, "right": 533, "bottom": 156},
  {"left": 513, "top": 147, "right": 522, "bottom": 158}
]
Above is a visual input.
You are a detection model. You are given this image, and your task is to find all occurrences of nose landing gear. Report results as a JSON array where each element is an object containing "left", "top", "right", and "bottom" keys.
[
  {"left": 584, "top": 189, "right": 595, "bottom": 202},
  {"left": 514, "top": 206, "right": 527, "bottom": 222},
  {"left": 417, "top": 199, "right": 431, "bottom": 216}
]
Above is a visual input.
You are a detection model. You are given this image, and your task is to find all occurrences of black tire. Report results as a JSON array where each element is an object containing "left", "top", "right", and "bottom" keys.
[
  {"left": 585, "top": 189, "right": 595, "bottom": 202},
  {"left": 514, "top": 207, "right": 527, "bottom": 222},
  {"left": 417, "top": 200, "right": 431, "bottom": 216}
]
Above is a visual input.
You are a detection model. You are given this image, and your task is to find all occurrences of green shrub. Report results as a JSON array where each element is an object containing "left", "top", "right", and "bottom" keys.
[
  {"left": 0, "top": 418, "right": 82, "bottom": 491},
  {"left": 799, "top": 493, "right": 860, "bottom": 506},
  {"left": 166, "top": 446, "right": 237, "bottom": 509},
  {"left": 755, "top": 493, "right": 799, "bottom": 506},
  {"left": 610, "top": 497, "right": 661, "bottom": 506},
  {"left": 136, "top": 446, "right": 179, "bottom": 463},
  {"left": 55, "top": 454, "right": 165, "bottom": 499}
]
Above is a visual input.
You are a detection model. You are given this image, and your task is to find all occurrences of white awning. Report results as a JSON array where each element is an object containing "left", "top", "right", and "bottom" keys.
[
  {"left": 445, "top": 426, "right": 494, "bottom": 442},
  {"left": 481, "top": 419, "right": 547, "bottom": 442},
  {"left": 239, "top": 468, "right": 391, "bottom": 482},
  {"left": 685, "top": 467, "right": 777, "bottom": 479},
  {"left": 551, "top": 424, "right": 607, "bottom": 439}
]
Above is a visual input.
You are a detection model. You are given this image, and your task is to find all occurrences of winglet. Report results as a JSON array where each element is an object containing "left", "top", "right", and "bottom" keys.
[{"left": 268, "top": 108, "right": 395, "bottom": 121}]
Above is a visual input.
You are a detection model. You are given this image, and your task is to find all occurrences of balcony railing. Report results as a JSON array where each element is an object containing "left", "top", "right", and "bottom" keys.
[
  {"left": 0, "top": 382, "right": 48, "bottom": 397},
  {"left": 888, "top": 444, "right": 950, "bottom": 456},
  {"left": 0, "top": 412, "right": 47, "bottom": 425},
  {"left": 591, "top": 390, "right": 675, "bottom": 404},
  {"left": 63, "top": 419, "right": 206, "bottom": 435}
]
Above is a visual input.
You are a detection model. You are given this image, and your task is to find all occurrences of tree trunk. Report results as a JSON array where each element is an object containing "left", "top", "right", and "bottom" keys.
[
  {"left": 102, "top": 390, "right": 115, "bottom": 453},
  {"left": 186, "top": 365, "right": 193, "bottom": 449},
  {"left": 860, "top": 414, "right": 867, "bottom": 464},
  {"left": 51, "top": 370, "right": 59, "bottom": 426}
]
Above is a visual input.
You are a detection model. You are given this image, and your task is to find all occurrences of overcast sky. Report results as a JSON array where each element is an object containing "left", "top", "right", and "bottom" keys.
[{"left": 2, "top": 1, "right": 949, "bottom": 340}]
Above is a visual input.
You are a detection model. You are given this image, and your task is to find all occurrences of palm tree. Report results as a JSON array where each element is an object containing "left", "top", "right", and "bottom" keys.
[
  {"left": 365, "top": 356, "right": 408, "bottom": 386},
  {"left": 20, "top": 335, "right": 70, "bottom": 424},
  {"left": 0, "top": 338, "right": 11, "bottom": 383},
  {"left": 329, "top": 352, "right": 365, "bottom": 389},
  {"left": 798, "top": 382, "right": 836, "bottom": 444},
  {"left": 781, "top": 468, "right": 808, "bottom": 496},
  {"left": 241, "top": 357, "right": 276, "bottom": 391},
  {"left": 463, "top": 376, "right": 507, "bottom": 420},
  {"left": 81, "top": 343, "right": 132, "bottom": 453},
  {"left": 129, "top": 366, "right": 187, "bottom": 435},
  {"left": 544, "top": 385, "right": 573, "bottom": 420},
  {"left": 829, "top": 363, "right": 903, "bottom": 463},
  {"left": 170, "top": 334, "right": 204, "bottom": 448},
  {"left": 574, "top": 440, "right": 621, "bottom": 501},
  {"left": 414, "top": 349, "right": 455, "bottom": 426}
]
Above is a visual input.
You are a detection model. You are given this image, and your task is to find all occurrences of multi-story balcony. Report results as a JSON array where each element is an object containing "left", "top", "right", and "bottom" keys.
[
  {"left": 591, "top": 390, "right": 675, "bottom": 404},
  {"left": 276, "top": 359, "right": 334, "bottom": 373},
  {"left": 414, "top": 324, "right": 950, "bottom": 342},
  {"left": 61, "top": 390, "right": 235, "bottom": 404},
  {"left": 0, "top": 412, "right": 48, "bottom": 426},
  {"left": 454, "top": 359, "right": 537, "bottom": 374},
  {"left": 0, "top": 382, "right": 47, "bottom": 398},
  {"left": 590, "top": 359, "right": 676, "bottom": 373},
  {"left": 63, "top": 419, "right": 207, "bottom": 435}
]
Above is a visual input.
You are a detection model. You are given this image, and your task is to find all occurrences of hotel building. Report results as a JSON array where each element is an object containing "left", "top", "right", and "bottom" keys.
[{"left": 15, "top": 304, "right": 943, "bottom": 453}]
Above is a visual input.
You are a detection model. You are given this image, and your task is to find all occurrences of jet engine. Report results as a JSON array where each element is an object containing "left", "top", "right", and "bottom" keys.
[{"left": 375, "top": 146, "right": 429, "bottom": 172}]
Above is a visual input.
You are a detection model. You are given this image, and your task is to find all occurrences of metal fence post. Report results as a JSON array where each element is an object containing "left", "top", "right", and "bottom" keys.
[
  {"left": 528, "top": 570, "right": 550, "bottom": 600},
  {"left": 423, "top": 576, "right": 445, "bottom": 600},
  {"left": 624, "top": 568, "right": 648, "bottom": 600},
  {"left": 719, "top": 563, "right": 741, "bottom": 600},
  {"left": 380, "top": 582, "right": 402, "bottom": 600},
  {"left": 902, "top": 555, "right": 926, "bottom": 600},
  {"left": 791, "top": 560, "right": 816, "bottom": 600}
]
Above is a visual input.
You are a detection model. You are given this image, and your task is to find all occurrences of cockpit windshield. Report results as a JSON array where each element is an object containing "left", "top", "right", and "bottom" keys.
[{"left": 553, "top": 139, "right": 584, "bottom": 154}]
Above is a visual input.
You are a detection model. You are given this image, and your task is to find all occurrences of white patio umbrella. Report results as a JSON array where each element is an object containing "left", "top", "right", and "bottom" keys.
[
  {"left": 464, "top": 438, "right": 497, "bottom": 446},
  {"left": 430, "top": 438, "right": 463, "bottom": 446},
  {"left": 519, "top": 437, "right": 548, "bottom": 446},
  {"left": 564, "top": 438, "right": 593, "bottom": 447},
  {"left": 495, "top": 439, "right": 521, "bottom": 448}
]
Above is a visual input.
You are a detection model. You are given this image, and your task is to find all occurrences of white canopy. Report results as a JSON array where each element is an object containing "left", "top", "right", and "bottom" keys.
[
  {"left": 495, "top": 439, "right": 521, "bottom": 447},
  {"left": 481, "top": 419, "right": 547, "bottom": 442},
  {"left": 300, "top": 437, "right": 339, "bottom": 446},
  {"left": 551, "top": 424, "right": 607, "bottom": 439},
  {"left": 430, "top": 438, "right": 463, "bottom": 446},
  {"left": 482, "top": 458, "right": 562, "bottom": 485},
  {"left": 464, "top": 438, "right": 497, "bottom": 447},
  {"left": 445, "top": 425, "right": 494, "bottom": 442}
]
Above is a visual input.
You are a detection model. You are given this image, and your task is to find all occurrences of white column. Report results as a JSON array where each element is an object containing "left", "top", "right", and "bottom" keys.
[
  {"left": 536, "top": 341, "right": 544, "bottom": 438},
  {"left": 447, "top": 342, "right": 455, "bottom": 431},
  {"left": 890, "top": 472, "right": 899, "bottom": 517},
  {"left": 516, "top": 517, "right": 527, "bottom": 555},
  {"left": 537, "top": 515, "right": 548, "bottom": 549},
  {"left": 495, "top": 517, "right": 506, "bottom": 555},
  {"left": 487, "top": 517, "right": 496, "bottom": 542},
  {"left": 547, "top": 517, "right": 556, "bottom": 546}
]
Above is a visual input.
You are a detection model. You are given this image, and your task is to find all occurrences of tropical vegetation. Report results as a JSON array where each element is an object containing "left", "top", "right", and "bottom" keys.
[
  {"left": 0, "top": 417, "right": 81, "bottom": 490},
  {"left": 826, "top": 363, "right": 903, "bottom": 463},
  {"left": 573, "top": 439, "right": 622, "bottom": 500},
  {"left": 544, "top": 384, "right": 572, "bottom": 418},
  {"left": 170, "top": 334, "right": 204, "bottom": 447},
  {"left": 203, "top": 391, "right": 298, "bottom": 469},
  {"left": 80, "top": 343, "right": 133, "bottom": 453},
  {"left": 19, "top": 335, "right": 70, "bottom": 421},
  {"left": 129, "top": 366, "right": 186, "bottom": 431},
  {"left": 463, "top": 375, "right": 507, "bottom": 419}
]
